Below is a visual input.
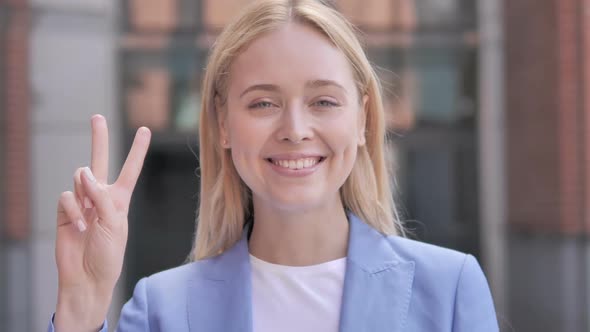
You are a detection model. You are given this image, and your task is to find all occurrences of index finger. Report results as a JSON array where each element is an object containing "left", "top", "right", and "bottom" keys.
[
  {"left": 116, "top": 126, "right": 151, "bottom": 191},
  {"left": 91, "top": 114, "right": 109, "bottom": 183}
]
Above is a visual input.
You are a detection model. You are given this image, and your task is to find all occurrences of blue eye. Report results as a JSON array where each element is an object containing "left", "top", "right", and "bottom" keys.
[
  {"left": 249, "top": 101, "right": 275, "bottom": 109},
  {"left": 314, "top": 99, "right": 339, "bottom": 107}
]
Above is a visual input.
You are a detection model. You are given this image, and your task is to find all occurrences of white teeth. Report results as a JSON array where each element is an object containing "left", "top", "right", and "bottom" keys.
[{"left": 272, "top": 157, "right": 321, "bottom": 170}]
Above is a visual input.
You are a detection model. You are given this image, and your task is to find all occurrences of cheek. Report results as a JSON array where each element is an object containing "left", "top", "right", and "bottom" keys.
[
  {"left": 228, "top": 130, "right": 260, "bottom": 166},
  {"left": 226, "top": 117, "right": 266, "bottom": 182},
  {"left": 229, "top": 142, "right": 261, "bottom": 194},
  {"left": 225, "top": 102, "right": 275, "bottom": 138},
  {"left": 226, "top": 113, "right": 264, "bottom": 153},
  {"left": 326, "top": 114, "right": 362, "bottom": 153}
]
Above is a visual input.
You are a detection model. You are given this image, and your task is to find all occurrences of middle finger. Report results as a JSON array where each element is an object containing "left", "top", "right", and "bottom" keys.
[{"left": 90, "top": 114, "right": 109, "bottom": 183}]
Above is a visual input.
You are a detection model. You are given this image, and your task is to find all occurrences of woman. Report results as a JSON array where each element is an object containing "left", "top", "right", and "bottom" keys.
[{"left": 50, "top": 0, "right": 498, "bottom": 331}]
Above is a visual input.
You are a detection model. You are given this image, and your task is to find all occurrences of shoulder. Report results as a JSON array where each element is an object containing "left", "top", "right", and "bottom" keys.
[
  {"left": 129, "top": 261, "right": 203, "bottom": 310},
  {"left": 385, "top": 235, "right": 487, "bottom": 293},
  {"left": 140, "top": 260, "right": 201, "bottom": 292},
  {"left": 117, "top": 263, "right": 202, "bottom": 330},
  {"left": 386, "top": 235, "right": 472, "bottom": 279},
  {"left": 384, "top": 235, "right": 478, "bottom": 301},
  {"left": 384, "top": 236, "right": 498, "bottom": 330}
]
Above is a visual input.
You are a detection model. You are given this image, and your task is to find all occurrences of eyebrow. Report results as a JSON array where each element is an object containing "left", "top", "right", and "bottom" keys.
[
  {"left": 306, "top": 79, "right": 347, "bottom": 93},
  {"left": 239, "top": 84, "right": 280, "bottom": 98},
  {"left": 239, "top": 79, "right": 347, "bottom": 98}
]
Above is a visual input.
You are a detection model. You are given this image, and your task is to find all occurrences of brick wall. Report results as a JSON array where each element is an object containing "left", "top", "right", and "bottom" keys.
[
  {"left": 505, "top": 0, "right": 589, "bottom": 234},
  {"left": 0, "top": 5, "right": 5, "bottom": 238},
  {"left": 556, "top": 0, "right": 584, "bottom": 234},
  {"left": 584, "top": 0, "right": 590, "bottom": 234},
  {"left": 2, "top": 1, "right": 29, "bottom": 240}
]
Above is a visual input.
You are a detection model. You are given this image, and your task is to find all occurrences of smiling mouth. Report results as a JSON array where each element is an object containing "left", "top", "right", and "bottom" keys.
[{"left": 266, "top": 157, "right": 326, "bottom": 170}]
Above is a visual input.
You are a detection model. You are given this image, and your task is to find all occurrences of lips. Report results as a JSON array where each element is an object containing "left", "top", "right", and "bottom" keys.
[
  {"left": 268, "top": 157, "right": 325, "bottom": 170},
  {"left": 264, "top": 152, "right": 327, "bottom": 174}
]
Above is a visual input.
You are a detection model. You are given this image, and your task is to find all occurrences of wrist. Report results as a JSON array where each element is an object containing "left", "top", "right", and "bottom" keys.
[{"left": 55, "top": 288, "right": 112, "bottom": 332}]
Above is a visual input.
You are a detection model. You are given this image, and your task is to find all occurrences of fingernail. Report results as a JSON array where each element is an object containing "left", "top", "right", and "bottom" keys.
[
  {"left": 84, "top": 197, "right": 94, "bottom": 209},
  {"left": 82, "top": 167, "right": 96, "bottom": 183},
  {"left": 75, "top": 219, "right": 87, "bottom": 232}
]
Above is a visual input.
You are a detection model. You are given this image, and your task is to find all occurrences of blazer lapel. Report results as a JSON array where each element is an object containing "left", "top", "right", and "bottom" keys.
[
  {"left": 187, "top": 231, "right": 253, "bottom": 332},
  {"left": 339, "top": 213, "right": 415, "bottom": 332}
]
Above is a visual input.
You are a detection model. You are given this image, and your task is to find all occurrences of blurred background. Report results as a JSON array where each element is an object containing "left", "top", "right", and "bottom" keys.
[{"left": 0, "top": 0, "right": 588, "bottom": 331}]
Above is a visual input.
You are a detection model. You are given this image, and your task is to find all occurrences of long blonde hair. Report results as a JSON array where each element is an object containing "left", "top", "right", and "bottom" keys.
[{"left": 193, "top": 0, "right": 404, "bottom": 260}]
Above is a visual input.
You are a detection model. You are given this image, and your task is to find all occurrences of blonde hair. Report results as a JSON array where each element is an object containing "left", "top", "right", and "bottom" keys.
[{"left": 193, "top": 0, "right": 404, "bottom": 260}]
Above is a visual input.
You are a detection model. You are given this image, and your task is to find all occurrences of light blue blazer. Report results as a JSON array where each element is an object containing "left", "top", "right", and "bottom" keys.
[{"left": 49, "top": 213, "right": 498, "bottom": 331}]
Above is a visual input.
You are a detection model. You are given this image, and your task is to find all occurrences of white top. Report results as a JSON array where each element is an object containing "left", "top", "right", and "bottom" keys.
[{"left": 250, "top": 254, "right": 347, "bottom": 332}]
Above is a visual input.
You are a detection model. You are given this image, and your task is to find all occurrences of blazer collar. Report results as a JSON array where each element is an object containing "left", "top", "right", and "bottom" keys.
[
  {"left": 187, "top": 212, "right": 415, "bottom": 332},
  {"left": 339, "top": 212, "right": 415, "bottom": 332},
  {"left": 187, "top": 230, "right": 252, "bottom": 332}
]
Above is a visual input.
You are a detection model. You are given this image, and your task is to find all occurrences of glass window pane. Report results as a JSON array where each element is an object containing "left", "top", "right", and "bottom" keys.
[
  {"left": 415, "top": 0, "right": 461, "bottom": 26},
  {"left": 122, "top": 47, "right": 203, "bottom": 132}
]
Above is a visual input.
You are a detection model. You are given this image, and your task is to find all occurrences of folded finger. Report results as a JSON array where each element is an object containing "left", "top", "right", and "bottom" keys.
[
  {"left": 80, "top": 167, "right": 117, "bottom": 225},
  {"left": 73, "top": 167, "right": 93, "bottom": 209},
  {"left": 57, "top": 191, "right": 87, "bottom": 232}
]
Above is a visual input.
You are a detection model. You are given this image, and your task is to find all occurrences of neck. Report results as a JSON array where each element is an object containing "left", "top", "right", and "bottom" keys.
[{"left": 248, "top": 196, "right": 349, "bottom": 266}]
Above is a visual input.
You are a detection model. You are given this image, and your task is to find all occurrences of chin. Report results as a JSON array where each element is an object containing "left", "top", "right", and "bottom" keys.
[{"left": 265, "top": 189, "right": 335, "bottom": 213}]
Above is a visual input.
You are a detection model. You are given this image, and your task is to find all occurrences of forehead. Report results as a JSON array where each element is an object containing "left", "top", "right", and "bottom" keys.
[{"left": 228, "top": 22, "right": 356, "bottom": 92}]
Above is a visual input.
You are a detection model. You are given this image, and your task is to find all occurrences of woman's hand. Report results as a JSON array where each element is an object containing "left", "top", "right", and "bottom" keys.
[{"left": 54, "top": 115, "right": 151, "bottom": 332}]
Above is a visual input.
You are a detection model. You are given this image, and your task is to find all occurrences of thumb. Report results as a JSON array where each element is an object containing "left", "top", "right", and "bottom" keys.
[{"left": 80, "top": 167, "right": 117, "bottom": 225}]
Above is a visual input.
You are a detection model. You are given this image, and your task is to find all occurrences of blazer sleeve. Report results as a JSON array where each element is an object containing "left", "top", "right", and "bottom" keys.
[
  {"left": 115, "top": 277, "right": 151, "bottom": 331},
  {"left": 47, "top": 314, "right": 108, "bottom": 332},
  {"left": 452, "top": 254, "right": 499, "bottom": 332}
]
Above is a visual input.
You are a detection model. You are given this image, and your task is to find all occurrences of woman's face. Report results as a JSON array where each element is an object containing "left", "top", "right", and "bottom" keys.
[{"left": 221, "top": 23, "right": 367, "bottom": 213}]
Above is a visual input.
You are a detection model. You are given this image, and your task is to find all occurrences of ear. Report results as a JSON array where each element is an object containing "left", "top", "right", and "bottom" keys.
[
  {"left": 216, "top": 96, "right": 230, "bottom": 149},
  {"left": 357, "top": 95, "right": 369, "bottom": 147}
]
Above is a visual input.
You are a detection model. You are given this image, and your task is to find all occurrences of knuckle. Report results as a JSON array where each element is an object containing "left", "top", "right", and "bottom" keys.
[
  {"left": 58, "top": 191, "right": 77, "bottom": 212},
  {"left": 73, "top": 168, "right": 84, "bottom": 182},
  {"left": 73, "top": 167, "right": 83, "bottom": 177},
  {"left": 59, "top": 191, "right": 73, "bottom": 202},
  {"left": 95, "top": 183, "right": 109, "bottom": 196},
  {"left": 73, "top": 180, "right": 83, "bottom": 194}
]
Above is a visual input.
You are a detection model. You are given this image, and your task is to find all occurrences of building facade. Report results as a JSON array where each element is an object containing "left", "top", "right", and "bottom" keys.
[{"left": 1, "top": 0, "right": 589, "bottom": 331}]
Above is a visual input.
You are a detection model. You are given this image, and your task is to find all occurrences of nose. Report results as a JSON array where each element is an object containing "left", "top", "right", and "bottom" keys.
[{"left": 276, "top": 102, "right": 314, "bottom": 144}]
